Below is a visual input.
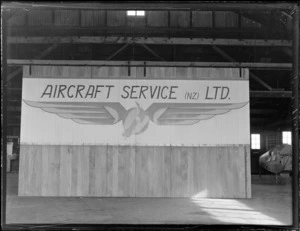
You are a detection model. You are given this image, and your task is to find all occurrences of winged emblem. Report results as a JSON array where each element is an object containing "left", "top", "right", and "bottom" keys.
[{"left": 23, "top": 100, "right": 248, "bottom": 137}]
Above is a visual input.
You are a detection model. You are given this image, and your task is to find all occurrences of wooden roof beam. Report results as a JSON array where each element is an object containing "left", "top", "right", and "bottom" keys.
[
  {"left": 212, "top": 45, "right": 273, "bottom": 90},
  {"left": 7, "top": 37, "right": 292, "bottom": 47},
  {"left": 2, "top": 2, "right": 295, "bottom": 11},
  {"left": 6, "top": 59, "right": 292, "bottom": 70},
  {"left": 250, "top": 91, "right": 292, "bottom": 98},
  {"left": 7, "top": 43, "right": 59, "bottom": 82},
  {"left": 106, "top": 44, "right": 129, "bottom": 60},
  {"left": 139, "top": 44, "right": 165, "bottom": 61}
]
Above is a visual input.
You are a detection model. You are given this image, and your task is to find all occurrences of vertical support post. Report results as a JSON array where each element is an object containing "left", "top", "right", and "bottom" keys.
[
  {"left": 292, "top": 3, "right": 299, "bottom": 229},
  {"left": 1, "top": 8, "right": 8, "bottom": 226}
]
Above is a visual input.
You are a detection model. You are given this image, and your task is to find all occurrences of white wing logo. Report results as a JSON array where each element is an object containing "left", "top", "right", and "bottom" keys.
[{"left": 24, "top": 100, "right": 248, "bottom": 137}]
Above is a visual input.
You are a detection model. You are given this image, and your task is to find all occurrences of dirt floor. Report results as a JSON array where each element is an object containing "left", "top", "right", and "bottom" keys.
[{"left": 5, "top": 173, "right": 292, "bottom": 225}]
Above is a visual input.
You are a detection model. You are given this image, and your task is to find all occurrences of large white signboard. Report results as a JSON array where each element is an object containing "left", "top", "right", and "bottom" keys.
[{"left": 21, "top": 78, "right": 250, "bottom": 146}]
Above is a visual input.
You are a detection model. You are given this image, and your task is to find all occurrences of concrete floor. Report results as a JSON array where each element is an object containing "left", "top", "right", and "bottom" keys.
[{"left": 5, "top": 173, "right": 292, "bottom": 225}]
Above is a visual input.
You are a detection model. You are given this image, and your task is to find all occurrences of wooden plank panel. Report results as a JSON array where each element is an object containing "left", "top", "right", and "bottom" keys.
[
  {"left": 170, "top": 11, "right": 190, "bottom": 28},
  {"left": 214, "top": 147, "right": 229, "bottom": 197},
  {"left": 192, "top": 11, "right": 213, "bottom": 27},
  {"left": 135, "top": 146, "right": 149, "bottom": 196},
  {"left": 47, "top": 146, "right": 60, "bottom": 196},
  {"left": 28, "top": 10, "right": 52, "bottom": 26},
  {"left": 192, "top": 147, "right": 209, "bottom": 197},
  {"left": 34, "top": 146, "right": 43, "bottom": 196},
  {"left": 237, "top": 145, "right": 246, "bottom": 197},
  {"left": 117, "top": 146, "right": 136, "bottom": 196},
  {"left": 94, "top": 146, "right": 107, "bottom": 196},
  {"left": 24, "top": 66, "right": 248, "bottom": 80},
  {"left": 59, "top": 146, "right": 72, "bottom": 196},
  {"left": 208, "top": 147, "right": 226, "bottom": 197},
  {"left": 23, "top": 146, "right": 32, "bottom": 195},
  {"left": 127, "top": 17, "right": 146, "bottom": 27},
  {"left": 8, "top": 9, "right": 27, "bottom": 27},
  {"left": 135, "top": 146, "right": 166, "bottom": 197},
  {"left": 245, "top": 145, "right": 252, "bottom": 198},
  {"left": 164, "top": 67, "right": 176, "bottom": 79},
  {"left": 163, "top": 147, "right": 171, "bottom": 197},
  {"left": 88, "top": 146, "right": 96, "bottom": 196},
  {"left": 107, "top": 66, "right": 129, "bottom": 78},
  {"left": 171, "top": 147, "right": 188, "bottom": 197},
  {"left": 112, "top": 146, "right": 119, "bottom": 196},
  {"left": 147, "top": 11, "right": 168, "bottom": 27},
  {"left": 116, "top": 146, "right": 125, "bottom": 197},
  {"left": 106, "top": 145, "right": 118, "bottom": 196},
  {"left": 18, "top": 145, "right": 28, "bottom": 195},
  {"left": 28, "top": 66, "right": 62, "bottom": 78},
  {"left": 70, "top": 146, "right": 78, "bottom": 196},
  {"left": 152, "top": 147, "right": 165, "bottom": 197},
  {"left": 25, "top": 66, "right": 92, "bottom": 78},
  {"left": 92, "top": 66, "right": 109, "bottom": 78},
  {"left": 135, "top": 67, "right": 145, "bottom": 79},
  {"left": 54, "top": 10, "right": 80, "bottom": 26},
  {"left": 81, "top": 10, "right": 105, "bottom": 27},
  {"left": 18, "top": 145, "right": 250, "bottom": 198},
  {"left": 26, "top": 145, "right": 37, "bottom": 196},
  {"left": 77, "top": 146, "right": 90, "bottom": 196},
  {"left": 232, "top": 147, "right": 244, "bottom": 197},
  {"left": 187, "top": 148, "right": 195, "bottom": 196},
  {"left": 129, "top": 146, "right": 136, "bottom": 196},
  {"left": 215, "top": 11, "right": 238, "bottom": 28},
  {"left": 107, "top": 11, "right": 126, "bottom": 27},
  {"left": 17, "top": 146, "right": 25, "bottom": 195},
  {"left": 63, "top": 66, "right": 92, "bottom": 78},
  {"left": 221, "top": 147, "right": 235, "bottom": 197},
  {"left": 41, "top": 145, "right": 50, "bottom": 196},
  {"left": 146, "top": 67, "right": 176, "bottom": 79},
  {"left": 203, "top": 147, "right": 224, "bottom": 198},
  {"left": 175, "top": 67, "right": 188, "bottom": 79}
]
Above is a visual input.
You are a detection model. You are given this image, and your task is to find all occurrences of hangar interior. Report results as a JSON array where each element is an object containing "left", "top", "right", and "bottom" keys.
[{"left": 2, "top": 2, "right": 298, "bottom": 226}]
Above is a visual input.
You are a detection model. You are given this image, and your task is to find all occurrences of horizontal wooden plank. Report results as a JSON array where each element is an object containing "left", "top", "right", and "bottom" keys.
[
  {"left": 21, "top": 65, "right": 249, "bottom": 80},
  {"left": 7, "top": 59, "right": 292, "bottom": 70},
  {"left": 250, "top": 91, "right": 292, "bottom": 98},
  {"left": 7, "top": 36, "right": 292, "bottom": 47},
  {"left": 2, "top": 2, "right": 295, "bottom": 11}
]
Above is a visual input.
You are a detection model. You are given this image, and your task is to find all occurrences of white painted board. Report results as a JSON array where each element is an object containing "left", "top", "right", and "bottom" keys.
[{"left": 21, "top": 78, "right": 250, "bottom": 146}]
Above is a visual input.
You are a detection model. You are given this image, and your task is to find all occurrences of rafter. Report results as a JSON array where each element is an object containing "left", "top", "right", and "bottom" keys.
[
  {"left": 212, "top": 45, "right": 273, "bottom": 90},
  {"left": 106, "top": 44, "right": 129, "bottom": 60},
  {"left": 139, "top": 44, "right": 165, "bottom": 61},
  {"left": 7, "top": 43, "right": 59, "bottom": 82}
]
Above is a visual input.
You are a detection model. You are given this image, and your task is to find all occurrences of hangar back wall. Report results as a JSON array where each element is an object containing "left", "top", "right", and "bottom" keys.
[{"left": 19, "top": 64, "right": 251, "bottom": 198}]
